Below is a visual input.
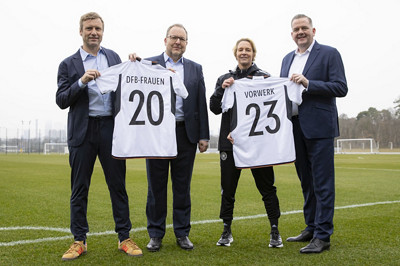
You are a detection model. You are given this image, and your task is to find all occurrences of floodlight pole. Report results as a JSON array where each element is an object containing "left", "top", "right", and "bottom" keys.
[
  {"left": 28, "top": 120, "right": 31, "bottom": 154},
  {"left": 21, "top": 120, "right": 24, "bottom": 153},
  {"left": 5, "top": 128, "right": 7, "bottom": 155},
  {"left": 0, "top": 127, "right": 9, "bottom": 155}
]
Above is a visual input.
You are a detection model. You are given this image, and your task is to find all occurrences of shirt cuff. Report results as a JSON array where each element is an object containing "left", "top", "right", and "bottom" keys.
[{"left": 78, "top": 79, "right": 87, "bottom": 88}]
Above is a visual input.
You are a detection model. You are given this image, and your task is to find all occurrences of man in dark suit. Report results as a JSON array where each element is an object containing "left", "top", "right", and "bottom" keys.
[
  {"left": 56, "top": 12, "right": 142, "bottom": 260},
  {"left": 133, "top": 23, "right": 209, "bottom": 252},
  {"left": 280, "top": 14, "right": 348, "bottom": 254}
]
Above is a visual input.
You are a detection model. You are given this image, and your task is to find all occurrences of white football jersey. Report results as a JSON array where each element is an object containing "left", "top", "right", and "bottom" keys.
[
  {"left": 96, "top": 60, "right": 188, "bottom": 159},
  {"left": 221, "top": 77, "right": 303, "bottom": 168}
]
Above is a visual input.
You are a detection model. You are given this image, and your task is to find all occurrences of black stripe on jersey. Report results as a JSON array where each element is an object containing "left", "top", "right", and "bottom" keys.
[
  {"left": 284, "top": 85, "right": 292, "bottom": 121},
  {"left": 170, "top": 76, "right": 176, "bottom": 115},
  {"left": 115, "top": 74, "right": 122, "bottom": 117},
  {"left": 230, "top": 91, "right": 238, "bottom": 132}
]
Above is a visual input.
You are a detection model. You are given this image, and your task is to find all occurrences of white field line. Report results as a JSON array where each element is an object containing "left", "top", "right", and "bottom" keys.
[
  {"left": 335, "top": 167, "right": 400, "bottom": 172},
  {"left": 276, "top": 164, "right": 400, "bottom": 173},
  {"left": 1, "top": 200, "right": 399, "bottom": 247}
]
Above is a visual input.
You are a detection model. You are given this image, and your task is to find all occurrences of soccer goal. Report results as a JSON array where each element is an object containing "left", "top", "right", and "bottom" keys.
[
  {"left": 336, "top": 138, "right": 378, "bottom": 154},
  {"left": 43, "top": 143, "right": 68, "bottom": 154}
]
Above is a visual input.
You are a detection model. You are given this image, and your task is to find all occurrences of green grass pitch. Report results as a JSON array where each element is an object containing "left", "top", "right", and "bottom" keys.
[{"left": 0, "top": 153, "right": 399, "bottom": 265}]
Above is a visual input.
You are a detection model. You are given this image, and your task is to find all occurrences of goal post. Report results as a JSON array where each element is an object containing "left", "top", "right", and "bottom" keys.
[
  {"left": 336, "top": 138, "right": 377, "bottom": 154},
  {"left": 44, "top": 143, "right": 68, "bottom": 154}
]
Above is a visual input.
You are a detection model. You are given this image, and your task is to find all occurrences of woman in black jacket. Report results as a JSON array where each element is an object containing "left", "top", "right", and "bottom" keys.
[{"left": 209, "top": 38, "right": 282, "bottom": 248}]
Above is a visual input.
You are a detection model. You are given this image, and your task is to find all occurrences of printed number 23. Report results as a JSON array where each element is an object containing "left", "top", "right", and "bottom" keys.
[{"left": 246, "top": 100, "right": 280, "bottom": 136}]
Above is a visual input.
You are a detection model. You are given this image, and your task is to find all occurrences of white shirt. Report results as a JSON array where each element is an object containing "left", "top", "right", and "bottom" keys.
[
  {"left": 289, "top": 40, "right": 315, "bottom": 115},
  {"left": 96, "top": 60, "right": 188, "bottom": 158},
  {"left": 221, "top": 77, "right": 304, "bottom": 168}
]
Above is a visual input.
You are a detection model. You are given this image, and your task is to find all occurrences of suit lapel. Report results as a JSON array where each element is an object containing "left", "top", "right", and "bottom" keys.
[
  {"left": 284, "top": 52, "right": 295, "bottom": 77},
  {"left": 182, "top": 58, "right": 190, "bottom": 110},
  {"left": 183, "top": 59, "right": 190, "bottom": 87},
  {"left": 303, "top": 41, "right": 320, "bottom": 76},
  {"left": 103, "top": 48, "right": 113, "bottom": 66},
  {"left": 72, "top": 50, "right": 85, "bottom": 76},
  {"left": 158, "top": 53, "right": 166, "bottom": 68}
]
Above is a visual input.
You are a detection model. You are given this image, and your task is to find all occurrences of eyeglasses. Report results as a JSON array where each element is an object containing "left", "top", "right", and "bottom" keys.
[{"left": 168, "top": 35, "right": 187, "bottom": 42}]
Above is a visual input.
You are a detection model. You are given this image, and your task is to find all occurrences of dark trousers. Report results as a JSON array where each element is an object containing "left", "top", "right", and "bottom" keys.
[
  {"left": 146, "top": 123, "right": 197, "bottom": 238},
  {"left": 68, "top": 117, "right": 131, "bottom": 242},
  {"left": 219, "top": 151, "right": 280, "bottom": 226},
  {"left": 292, "top": 116, "right": 335, "bottom": 242}
]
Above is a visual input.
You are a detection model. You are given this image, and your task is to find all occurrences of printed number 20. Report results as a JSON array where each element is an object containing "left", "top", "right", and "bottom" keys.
[
  {"left": 245, "top": 100, "right": 280, "bottom": 136},
  {"left": 129, "top": 90, "right": 164, "bottom": 126}
]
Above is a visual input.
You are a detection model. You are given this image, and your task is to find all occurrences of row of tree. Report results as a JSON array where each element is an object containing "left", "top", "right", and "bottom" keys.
[{"left": 338, "top": 98, "right": 400, "bottom": 148}]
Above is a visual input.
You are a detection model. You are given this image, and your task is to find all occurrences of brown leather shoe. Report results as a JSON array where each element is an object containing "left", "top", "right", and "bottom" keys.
[
  {"left": 118, "top": 238, "right": 143, "bottom": 257},
  {"left": 61, "top": 241, "right": 87, "bottom": 261},
  {"left": 286, "top": 230, "right": 313, "bottom": 242}
]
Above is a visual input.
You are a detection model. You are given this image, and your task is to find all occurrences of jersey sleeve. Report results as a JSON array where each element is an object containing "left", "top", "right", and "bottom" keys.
[
  {"left": 96, "top": 61, "right": 129, "bottom": 94},
  {"left": 171, "top": 72, "right": 188, "bottom": 99},
  {"left": 221, "top": 85, "right": 235, "bottom": 113},
  {"left": 287, "top": 81, "right": 304, "bottom": 105}
]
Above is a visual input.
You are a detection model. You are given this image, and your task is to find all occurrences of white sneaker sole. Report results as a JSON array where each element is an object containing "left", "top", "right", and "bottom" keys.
[
  {"left": 216, "top": 238, "right": 233, "bottom": 246},
  {"left": 269, "top": 243, "right": 284, "bottom": 248}
]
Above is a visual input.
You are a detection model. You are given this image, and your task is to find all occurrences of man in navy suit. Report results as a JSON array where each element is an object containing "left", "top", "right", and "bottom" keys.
[
  {"left": 131, "top": 24, "right": 210, "bottom": 252},
  {"left": 56, "top": 12, "right": 142, "bottom": 260},
  {"left": 280, "top": 14, "right": 348, "bottom": 253}
]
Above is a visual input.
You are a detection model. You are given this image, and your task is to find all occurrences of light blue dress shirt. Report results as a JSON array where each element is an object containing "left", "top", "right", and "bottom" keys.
[
  {"left": 79, "top": 47, "right": 112, "bottom": 116},
  {"left": 163, "top": 52, "right": 185, "bottom": 121}
]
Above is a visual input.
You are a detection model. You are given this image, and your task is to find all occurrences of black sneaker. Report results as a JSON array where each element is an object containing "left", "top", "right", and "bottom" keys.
[
  {"left": 269, "top": 230, "right": 283, "bottom": 248},
  {"left": 216, "top": 229, "right": 233, "bottom": 246}
]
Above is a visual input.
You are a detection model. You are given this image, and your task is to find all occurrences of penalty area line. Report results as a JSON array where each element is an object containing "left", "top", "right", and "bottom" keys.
[{"left": 1, "top": 200, "right": 399, "bottom": 247}]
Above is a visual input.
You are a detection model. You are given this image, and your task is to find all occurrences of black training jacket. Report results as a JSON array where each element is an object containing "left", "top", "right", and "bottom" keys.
[{"left": 209, "top": 63, "right": 270, "bottom": 151}]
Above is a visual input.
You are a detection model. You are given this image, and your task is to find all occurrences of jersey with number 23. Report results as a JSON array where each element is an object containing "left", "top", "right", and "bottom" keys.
[{"left": 221, "top": 77, "right": 303, "bottom": 168}]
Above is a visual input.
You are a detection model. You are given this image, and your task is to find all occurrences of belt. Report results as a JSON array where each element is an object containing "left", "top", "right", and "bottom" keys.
[
  {"left": 89, "top": 116, "right": 113, "bottom": 120},
  {"left": 176, "top": 120, "right": 185, "bottom": 126}
]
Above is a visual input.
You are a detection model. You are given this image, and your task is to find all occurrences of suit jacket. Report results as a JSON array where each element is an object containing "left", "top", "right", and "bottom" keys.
[
  {"left": 280, "top": 41, "right": 348, "bottom": 139},
  {"left": 146, "top": 53, "right": 210, "bottom": 144},
  {"left": 56, "top": 48, "right": 122, "bottom": 146}
]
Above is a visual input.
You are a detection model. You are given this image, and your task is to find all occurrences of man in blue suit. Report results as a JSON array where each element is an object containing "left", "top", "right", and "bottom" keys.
[
  {"left": 133, "top": 24, "right": 209, "bottom": 252},
  {"left": 280, "top": 14, "right": 348, "bottom": 253},
  {"left": 56, "top": 12, "right": 142, "bottom": 260}
]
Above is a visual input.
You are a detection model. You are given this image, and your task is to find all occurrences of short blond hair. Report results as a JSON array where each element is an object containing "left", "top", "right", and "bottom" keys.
[{"left": 80, "top": 12, "right": 104, "bottom": 31}]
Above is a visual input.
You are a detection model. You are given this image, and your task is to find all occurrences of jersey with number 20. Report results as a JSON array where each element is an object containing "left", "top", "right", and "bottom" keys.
[
  {"left": 221, "top": 77, "right": 303, "bottom": 168},
  {"left": 96, "top": 60, "right": 188, "bottom": 159}
]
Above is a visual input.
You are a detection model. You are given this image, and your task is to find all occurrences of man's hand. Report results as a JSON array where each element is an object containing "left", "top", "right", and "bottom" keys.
[
  {"left": 128, "top": 53, "right": 141, "bottom": 62},
  {"left": 198, "top": 140, "right": 209, "bottom": 153},
  {"left": 290, "top": 73, "right": 308, "bottom": 88},
  {"left": 81, "top": 69, "right": 101, "bottom": 84}
]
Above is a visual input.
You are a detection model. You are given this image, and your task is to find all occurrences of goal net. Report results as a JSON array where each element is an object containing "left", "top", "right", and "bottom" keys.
[
  {"left": 44, "top": 143, "right": 68, "bottom": 154},
  {"left": 336, "top": 138, "right": 378, "bottom": 154}
]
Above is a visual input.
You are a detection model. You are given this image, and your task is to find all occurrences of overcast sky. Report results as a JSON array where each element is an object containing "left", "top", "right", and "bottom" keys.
[{"left": 1, "top": 0, "right": 399, "bottom": 137}]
